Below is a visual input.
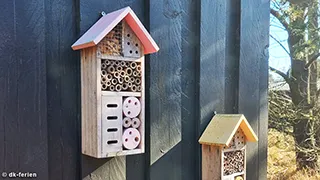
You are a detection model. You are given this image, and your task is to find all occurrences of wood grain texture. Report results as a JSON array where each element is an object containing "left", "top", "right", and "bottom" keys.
[
  {"left": 81, "top": 47, "right": 99, "bottom": 158},
  {"left": 0, "top": 0, "right": 48, "bottom": 179},
  {"left": 149, "top": 0, "right": 183, "bottom": 179},
  {"left": 202, "top": 145, "right": 221, "bottom": 180},
  {"left": 238, "top": 0, "right": 269, "bottom": 179},
  {"left": 180, "top": 0, "right": 200, "bottom": 179},
  {"left": 45, "top": 0, "right": 81, "bottom": 179},
  {"left": 199, "top": 0, "right": 227, "bottom": 130}
]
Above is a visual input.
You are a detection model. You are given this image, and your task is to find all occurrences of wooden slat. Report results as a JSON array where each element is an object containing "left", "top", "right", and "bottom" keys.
[
  {"left": 180, "top": 0, "right": 201, "bottom": 179},
  {"left": 0, "top": 0, "right": 49, "bottom": 179},
  {"left": 81, "top": 47, "right": 99, "bottom": 157},
  {"left": 238, "top": 0, "right": 269, "bottom": 179},
  {"left": 202, "top": 145, "right": 221, "bottom": 180},
  {"left": 45, "top": 0, "right": 82, "bottom": 179},
  {"left": 149, "top": 0, "right": 183, "bottom": 179}
]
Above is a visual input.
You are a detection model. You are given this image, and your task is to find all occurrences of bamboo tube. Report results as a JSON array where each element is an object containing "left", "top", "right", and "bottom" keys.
[
  {"left": 123, "top": 117, "right": 132, "bottom": 128},
  {"left": 130, "top": 62, "right": 137, "bottom": 69},
  {"left": 101, "top": 63, "right": 107, "bottom": 69},
  {"left": 107, "top": 74, "right": 113, "bottom": 81},
  {"left": 118, "top": 77, "right": 124, "bottom": 84},
  {"left": 122, "top": 83, "right": 128, "bottom": 90},
  {"left": 107, "top": 66, "right": 115, "bottom": 74},
  {"left": 130, "top": 77, "right": 135, "bottom": 83},
  {"left": 106, "top": 60, "right": 111, "bottom": 65},
  {"left": 138, "top": 72, "right": 141, "bottom": 77},
  {"left": 101, "top": 70, "right": 107, "bottom": 76},
  {"left": 135, "top": 78, "right": 141, "bottom": 85},
  {"left": 109, "top": 85, "right": 115, "bottom": 91},
  {"left": 126, "top": 68, "right": 133, "bottom": 76},
  {"left": 137, "top": 85, "right": 141, "bottom": 92},
  {"left": 128, "top": 82, "right": 132, "bottom": 88},
  {"left": 106, "top": 81, "right": 111, "bottom": 86},
  {"left": 136, "top": 65, "right": 141, "bottom": 72},
  {"left": 114, "top": 60, "right": 120, "bottom": 66},
  {"left": 114, "top": 71, "right": 120, "bottom": 78},
  {"left": 101, "top": 77, "right": 107, "bottom": 84},
  {"left": 101, "top": 84, "right": 107, "bottom": 90},
  {"left": 111, "top": 78, "right": 118, "bottom": 85},
  {"left": 116, "top": 66, "right": 123, "bottom": 72},
  {"left": 124, "top": 76, "right": 130, "bottom": 82},
  {"left": 115, "top": 84, "right": 122, "bottom": 92},
  {"left": 120, "top": 61, "right": 126, "bottom": 67},
  {"left": 120, "top": 70, "right": 126, "bottom": 77},
  {"left": 110, "top": 60, "right": 115, "bottom": 66},
  {"left": 130, "top": 84, "right": 137, "bottom": 92},
  {"left": 132, "top": 71, "right": 138, "bottom": 77},
  {"left": 125, "top": 61, "right": 130, "bottom": 67}
]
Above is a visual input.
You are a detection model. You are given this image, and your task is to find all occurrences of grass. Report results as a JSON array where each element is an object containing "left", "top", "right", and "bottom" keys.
[{"left": 268, "top": 128, "right": 320, "bottom": 180}]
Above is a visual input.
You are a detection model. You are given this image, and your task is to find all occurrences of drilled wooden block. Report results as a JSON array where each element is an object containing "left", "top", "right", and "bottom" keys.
[
  {"left": 123, "top": 21, "right": 143, "bottom": 58},
  {"left": 101, "top": 96, "right": 123, "bottom": 154},
  {"left": 224, "top": 128, "right": 245, "bottom": 150}
]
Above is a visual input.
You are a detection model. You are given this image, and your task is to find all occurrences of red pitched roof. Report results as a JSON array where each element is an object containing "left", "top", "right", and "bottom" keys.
[{"left": 71, "top": 7, "right": 159, "bottom": 54}]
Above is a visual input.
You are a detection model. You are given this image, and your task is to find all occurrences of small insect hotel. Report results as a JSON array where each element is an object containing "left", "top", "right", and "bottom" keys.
[
  {"left": 199, "top": 114, "right": 258, "bottom": 180},
  {"left": 71, "top": 7, "right": 159, "bottom": 158}
]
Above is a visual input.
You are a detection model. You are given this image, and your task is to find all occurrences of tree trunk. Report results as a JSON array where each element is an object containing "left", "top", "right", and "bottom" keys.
[{"left": 288, "top": 2, "right": 319, "bottom": 170}]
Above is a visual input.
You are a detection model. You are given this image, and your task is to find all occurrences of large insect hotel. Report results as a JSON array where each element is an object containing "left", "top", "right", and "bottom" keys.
[
  {"left": 198, "top": 114, "right": 258, "bottom": 180},
  {"left": 71, "top": 7, "right": 159, "bottom": 158}
]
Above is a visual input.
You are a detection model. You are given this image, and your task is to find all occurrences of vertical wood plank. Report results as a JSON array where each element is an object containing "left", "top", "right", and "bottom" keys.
[
  {"left": 199, "top": 0, "right": 227, "bottom": 130},
  {"left": 45, "top": 0, "right": 81, "bottom": 179},
  {"left": 180, "top": 0, "right": 200, "bottom": 180},
  {"left": 199, "top": 1, "right": 227, "bottom": 179},
  {"left": 148, "top": 0, "right": 183, "bottom": 179},
  {"left": 202, "top": 145, "right": 221, "bottom": 180},
  {"left": 0, "top": 0, "right": 17, "bottom": 175},
  {"left": 0, "top": 0, "right": 49, "bottom": 179},
  {"left": 238, "top": 0, "right": 269, "bottom": 179}
]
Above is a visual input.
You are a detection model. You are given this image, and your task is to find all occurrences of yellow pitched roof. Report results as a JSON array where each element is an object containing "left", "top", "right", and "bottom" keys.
[{"left": 198, "top": 114, "right": 258, "bottom": 146}]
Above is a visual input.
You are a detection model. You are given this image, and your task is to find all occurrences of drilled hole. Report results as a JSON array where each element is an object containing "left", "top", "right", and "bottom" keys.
[
  {"left": 135, "top": 51, "right": 138, "bottom": 54},
  {"left": 135, "top": 43, "right": 138, "bottom": 47},
  {"left": 107, "top": 140, "right": 118, "bottom": 144},
  {"left": 135, "top": 137, "right": 139, "bottom": 142},
  {"left": 107, "top": 116, "right": 117, "bottom": 120},
  {"left": 127, "top": 42, "right": 130, "bottom": 45},
  {"left": 129, "top": 131, "right": 132, "bottom": 135},
  {"left": 107, "top": 104, "right": 118, "bottom": 108},
  {"left": 107, "top": 128, "right": 118, "bottom": 132},
  {"left": 127, "top": 34, "right": 130, "bottom": 37},
  {"left": 129, "top": 50, "right": 133, "bottom": 54}
]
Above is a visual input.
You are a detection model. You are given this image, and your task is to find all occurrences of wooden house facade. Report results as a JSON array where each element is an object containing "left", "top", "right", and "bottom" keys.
[{"left": 0, "top": 1, "right": 269, "bottom": 180}]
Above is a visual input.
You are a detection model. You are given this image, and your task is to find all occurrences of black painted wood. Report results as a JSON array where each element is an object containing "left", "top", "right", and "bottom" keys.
[
  {"left": 0, "top": 0, "right": 48, "bottom": 179},
  {"left": 238, "top": 0, "right": 269, "bottom": 179},
  {"left": 0, "top": 1, "right": 269, "bottom": 179},
  {"left": 148, "top": 0, "right": 183, "bottom": 179},
  {"left": 45, "top": 0, "right": 81, "bottom": 179}
]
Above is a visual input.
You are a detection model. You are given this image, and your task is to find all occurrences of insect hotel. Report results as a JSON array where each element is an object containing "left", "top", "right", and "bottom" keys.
[
  {"left": 71, "top": 7, "right": 159, "bottom": 158},
  {"left": 198, "top": 114, "right": 258, "bottom": 180}
]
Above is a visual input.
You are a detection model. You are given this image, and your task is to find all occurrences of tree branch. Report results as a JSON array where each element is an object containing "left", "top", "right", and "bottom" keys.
[
  {"left": 269, "top": 66, "right": 290, "bottom": 83},
  {"left": 270, "top": 8, "right": 289, "bottom": 31},
  {"left": 270, "top": 34, "right": 291, "bottom": 57},
  {"left": 305, "top": 53, "right": 320, "bottom": 68}
]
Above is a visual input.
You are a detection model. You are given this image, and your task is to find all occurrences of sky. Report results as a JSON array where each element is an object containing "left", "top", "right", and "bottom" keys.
[{"left": 269, "top": 2, "right": 291, "bottom": 79}]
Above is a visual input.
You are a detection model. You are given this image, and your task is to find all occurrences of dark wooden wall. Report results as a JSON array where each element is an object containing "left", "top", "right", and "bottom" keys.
[{"left": 0, "top": 0, "right": 269, "bottom": 180}]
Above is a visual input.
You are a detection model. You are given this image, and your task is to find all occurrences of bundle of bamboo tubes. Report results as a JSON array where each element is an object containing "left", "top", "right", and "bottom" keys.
[
  {"left": 223, "top": 150, "right": 245, "bottom": 176},
  {"left": 100, "top": 59, "right": 142, "bottom": 92}
]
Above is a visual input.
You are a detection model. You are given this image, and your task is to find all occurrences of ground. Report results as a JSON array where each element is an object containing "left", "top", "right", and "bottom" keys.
[{"left": 268, "top": 129, "right": 320, "bottom": 180}]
